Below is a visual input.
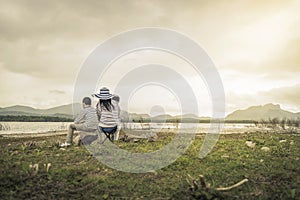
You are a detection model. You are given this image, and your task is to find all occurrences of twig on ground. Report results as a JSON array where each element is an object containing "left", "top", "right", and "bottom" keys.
[
  {"left": 189, "top": 174, "right": 248, "bottom": 192},
  {"left": 216, "top": 178, "right": 248, "bottom": 191}
]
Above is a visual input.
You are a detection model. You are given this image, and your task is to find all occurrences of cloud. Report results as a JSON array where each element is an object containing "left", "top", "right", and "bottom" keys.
[
  {"left": 0, "top": 0, "right": 180, "bottom": 81},
  {"left": 262, "top": 37, "right": 300, "bottom": 74},
  {"left": 1, "top": 0, "right": 298, "bottom": 79},
  {"left": 0, "top": 67, "right": 73, "bottom": 108},
  {"left": 0, "top": 0, "right": 299, "bottom": 112},
  {"left": 228, "top": 34, "right": 300, "bottom": 78},
  {"left": 258, "top": 84, "right": 300, "bottom": 111},
  {"left": 49, "top": 90, "right": 66, "bottom": 95},
  {"left": 0, "top": 0, "right": 176, "bottom": 41},
  {"left": 226, "top": 84, "right": 300, "bottom": 113}
]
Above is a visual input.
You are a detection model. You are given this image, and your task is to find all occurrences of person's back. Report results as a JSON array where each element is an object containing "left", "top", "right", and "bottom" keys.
[
  {"left": 60, "top": 97, "right": 98, "bottom": 147},
  {"left": 112, "top": 95, "right": 121, "bottom": 140},
  {"left": 94, "top": 87, "right": 120, "bottom": 142},
  {"left": 76, "top": 106, "right": 98, "bottom": 130},
  {"left": 96, "top": 99, "right": 119, "bottom": 127}
]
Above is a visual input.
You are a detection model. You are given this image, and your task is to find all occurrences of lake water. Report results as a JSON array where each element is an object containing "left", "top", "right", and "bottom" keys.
[
  {"left": 0, "top": 122, "right": 72, "bottom": 135},
  {"left": 0, "top": 122, "right": 259, "bottom": 135}
]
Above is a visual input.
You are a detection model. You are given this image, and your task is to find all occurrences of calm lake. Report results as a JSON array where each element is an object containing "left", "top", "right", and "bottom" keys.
[{"left": 0, "top": 122, "right": 259, "bottom": 135}]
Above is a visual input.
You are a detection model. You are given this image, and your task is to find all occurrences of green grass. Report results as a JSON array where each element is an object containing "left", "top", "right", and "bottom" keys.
[{"left": 0, "top": 131, "right": 299, "bottom": 199}]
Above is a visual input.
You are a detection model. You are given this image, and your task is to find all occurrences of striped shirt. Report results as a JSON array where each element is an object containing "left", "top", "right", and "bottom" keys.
[
  {"left": 96, "top": 100, "right": 120, "bottom": 127},
  {"left": 74, "top": 106, "right": 98, "bottom": 130}
]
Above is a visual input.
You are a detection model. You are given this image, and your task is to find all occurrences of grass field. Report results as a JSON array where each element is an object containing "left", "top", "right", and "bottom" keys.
[{"left": 0, "top": 131, "right": 299, "bottom": 199}]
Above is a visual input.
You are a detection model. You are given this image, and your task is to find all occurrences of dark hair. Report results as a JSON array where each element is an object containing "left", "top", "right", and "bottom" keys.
[
  {"left": 112, "top": 95, "right": 120, "bottom": 102},
  {"left": 100, "top": 99, "right": 114, "bottom": 111},
  {"left": 82, "top": 97, "right": 92, "bottom": 105}
]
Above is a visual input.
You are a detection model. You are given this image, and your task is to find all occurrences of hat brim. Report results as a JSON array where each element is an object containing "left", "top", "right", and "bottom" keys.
[{"left": 94, "top": 94, "right": 113, "bottom": 100}]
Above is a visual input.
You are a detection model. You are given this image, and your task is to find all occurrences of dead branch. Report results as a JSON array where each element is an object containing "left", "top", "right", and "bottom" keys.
[
  {"left": 188, "top": 174, "right": 249, "bottom": 192},
  {"left": 216, "top": 178, "right": 248, "bottom": 191}
]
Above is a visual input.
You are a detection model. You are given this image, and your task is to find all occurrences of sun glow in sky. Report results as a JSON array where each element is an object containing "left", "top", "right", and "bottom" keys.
[{"left": 0, "top": 0, "right": 300, "bottom": 116}]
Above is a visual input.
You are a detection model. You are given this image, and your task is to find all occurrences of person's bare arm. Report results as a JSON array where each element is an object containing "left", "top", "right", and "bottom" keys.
[{"left": 96, "top": 102, "right": 101, "bottom": 121}]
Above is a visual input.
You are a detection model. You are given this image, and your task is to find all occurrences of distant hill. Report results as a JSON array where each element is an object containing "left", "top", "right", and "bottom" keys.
[
  {"left": 0, "top": 104, "right": 81, "bottom": 118},
  {"left": 1, "top": 103, "right": 299, "bottom": 122},
  {"left": 120, "top": 111, "right": 151, "bottom": 122},
  {"left": 151, "top": 114, "right": 174, "bottom": 122},
  {"left": 0, "top": 105, "right": 40, "bottom": 115},
  {"left": 0, "top": 104, "right": 204, "bottom": 122},
  {"left": 42, "top": 104, "right": 81, "bottom": 116},
  {"left": 226, "top": 103, "right": 300, "bottom": 121},
  {"left": 0, "top": 110, "right": 39, "bottom": 116}
]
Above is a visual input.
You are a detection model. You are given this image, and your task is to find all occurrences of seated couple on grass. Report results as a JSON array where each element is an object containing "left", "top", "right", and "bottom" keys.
[{"left": 60, "top": 87, "right": 121, "bottom": 147}]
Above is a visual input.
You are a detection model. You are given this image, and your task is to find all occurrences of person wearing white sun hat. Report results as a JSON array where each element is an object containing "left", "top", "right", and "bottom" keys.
[{"left": 93, "top": 87, "right": 120, "bottom": 142}]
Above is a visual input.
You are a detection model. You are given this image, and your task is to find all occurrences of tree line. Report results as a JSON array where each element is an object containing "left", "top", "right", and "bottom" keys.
[
  {"left": 253, "top": 117, "right": 300, "bottom": 134},
  {"left": 0, "top": 115, "right": 73, "bottom": 122}
]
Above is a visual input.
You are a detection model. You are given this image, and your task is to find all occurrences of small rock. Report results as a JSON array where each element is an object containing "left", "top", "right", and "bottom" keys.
[
  {"left": 177, "top": 144, "right": 186, "bottom": 149},
  {"left": 147, "top": 170, "right": 158, "bottom": 175},
  {"left": 46, "top": 163, "right": 51, "bottom": 172},
  {"left": 261, "top": 147, "right": 270, "bottom": 152},
  {"left": 245, "top": 141, "right": 256, "bottom": 148},
  {"left": 279, "top": 140, "right": 287, "bottom": 143},
  {"left": 260, "top": 159, "right": 264, "bottom": 162},
  {"left": 29, "top": 163, "right": 39, "bottom": 176},
  {"left": 133, "top": 139, "right": 140, "bottom": 143},
  {"left": 221, "top": 155, "right": 230, "bottom": 158}
]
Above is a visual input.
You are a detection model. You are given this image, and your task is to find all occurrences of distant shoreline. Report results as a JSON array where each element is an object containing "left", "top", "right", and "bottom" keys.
[
  {"left": 0, "top": 115, "right": 73, "bottom": 122},
  {"left": 0, "top": 130, "right": 68, "bottom": 138},
  {"left": 0, "top": 115, "right": 257, "bottom": 123}
]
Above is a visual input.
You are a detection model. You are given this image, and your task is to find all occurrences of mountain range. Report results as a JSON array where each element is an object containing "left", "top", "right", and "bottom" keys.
[
  {"left": 0, "top": 103, "right": 299, "bottom": 121},
  {"left": 0, "top": 104, "right": 81, "bottom": 118},
  {"left": 226, "top": 103, "right": 300, "bottom": 121}
]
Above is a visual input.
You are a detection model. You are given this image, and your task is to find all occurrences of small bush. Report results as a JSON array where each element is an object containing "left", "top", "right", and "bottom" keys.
[{"left": 256, "top": 118, "right": 300, "bottom": 133}]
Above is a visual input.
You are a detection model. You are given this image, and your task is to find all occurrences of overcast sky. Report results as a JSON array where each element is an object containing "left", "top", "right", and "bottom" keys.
[{"left": 0, "top": 0, "right": 299, "bottom": 116}]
